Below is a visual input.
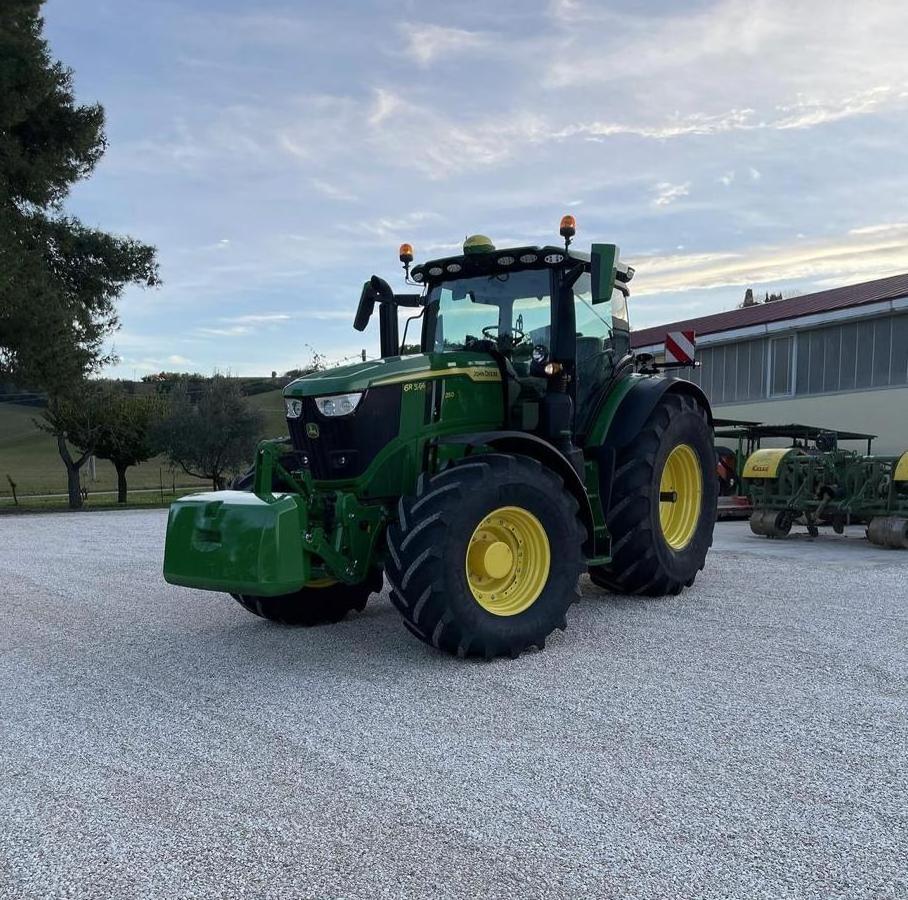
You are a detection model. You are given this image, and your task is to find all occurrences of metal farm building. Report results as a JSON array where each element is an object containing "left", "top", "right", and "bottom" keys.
[{"left": 632, "top": 274, "right": 908, "bottom": 454}]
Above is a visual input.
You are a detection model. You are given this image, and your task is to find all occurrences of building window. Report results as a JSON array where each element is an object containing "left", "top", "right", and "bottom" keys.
[
  {"left": 823, "top": 327, "right": 841, "bottom": 393},
  {"left": 769, "top": 336, "right": 794, "bottom": 396},
  {"left": 681, "top": 311, "right": 907, "bottom": 406},
  {"left": 872, "top": 318, "right": 892, "bottom": 387},
  {"left": 839, "top": 323, "right": 857, "bottom": 392},
  {"left": 692, "top": 338, "right": 769, "bottom": 404},
  {"left": 746, "top": 340, "right": 766, "bottom": 400},
  {"left": 855, "top": 320, "right": 874, "bottom": 389},
  {"left": 793, "top": 313, "right": 907, "bottom": 396},
  {"left": 892, "top": 315, "right": 908, "bottom": 385}
]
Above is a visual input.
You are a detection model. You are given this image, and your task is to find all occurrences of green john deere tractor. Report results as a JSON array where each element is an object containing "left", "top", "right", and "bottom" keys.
[{"left": 163, "top": 217, "right": 717, "bottom": 658}]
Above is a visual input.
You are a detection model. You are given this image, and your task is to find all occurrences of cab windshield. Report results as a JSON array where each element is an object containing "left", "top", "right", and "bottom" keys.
[{"left": 426, "top": 269, "right": 552, "bottom": 364}]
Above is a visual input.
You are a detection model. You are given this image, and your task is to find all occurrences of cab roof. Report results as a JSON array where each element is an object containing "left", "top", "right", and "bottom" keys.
[{"left": 410, "top": 245, "right": 591, "bottom": 286}]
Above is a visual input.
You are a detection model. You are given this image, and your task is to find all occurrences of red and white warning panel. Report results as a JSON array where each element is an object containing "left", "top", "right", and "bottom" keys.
[{"left": 664, "top": 330, "right": 696, "bottom": 365}]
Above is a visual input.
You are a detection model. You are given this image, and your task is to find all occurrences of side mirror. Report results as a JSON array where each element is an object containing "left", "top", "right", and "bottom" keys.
[
  {"left": 590, "top": 243, "right": 618, "bottom": 304},
  {"left": 353, "top": 281, "right": 377, "bottom": 332}
]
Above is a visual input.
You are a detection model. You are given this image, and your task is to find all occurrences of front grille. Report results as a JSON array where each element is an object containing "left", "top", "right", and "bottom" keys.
[{"left": 287, "top": 385, "right": 402, "bottom": 480}]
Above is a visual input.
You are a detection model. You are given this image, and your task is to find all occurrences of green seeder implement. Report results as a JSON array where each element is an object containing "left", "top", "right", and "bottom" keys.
[
  {"left": 164, "top": 218, "right": 718, "bottom": 658},
  {"left": 743, "top": 441, "right": 908, "bottom": 547}
]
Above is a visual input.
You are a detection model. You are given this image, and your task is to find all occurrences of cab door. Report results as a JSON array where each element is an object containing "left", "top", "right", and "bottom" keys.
[{"left": 571, "top": 272, "right": 631, "bottom": 434}]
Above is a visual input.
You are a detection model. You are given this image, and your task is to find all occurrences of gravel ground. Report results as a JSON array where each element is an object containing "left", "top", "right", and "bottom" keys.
[{"left": 0, "top": 511, "right": 906, "bottom": 899}]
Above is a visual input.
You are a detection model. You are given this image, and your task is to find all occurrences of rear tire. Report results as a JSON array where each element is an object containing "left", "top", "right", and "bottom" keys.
[
  {"left": 387, "top": 454, "right": 585, "bottom": 659},
  {"left": 233, "top": 569, "right": 381, "bottom": 626},
  {"left": 590, "top": 392, "right": 716, "bottom": 596}
]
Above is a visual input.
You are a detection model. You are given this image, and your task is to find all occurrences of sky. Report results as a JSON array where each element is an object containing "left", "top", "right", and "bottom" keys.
[{"left": 44, "top": 0, "right": 908, "bottom": 378}]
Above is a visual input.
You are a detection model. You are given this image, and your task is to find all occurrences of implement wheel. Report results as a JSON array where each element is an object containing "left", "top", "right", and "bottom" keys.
[
  {"left": 233, "top": 568, "right": 381, "bottom": 626},
  {"left": 386, "top": 454, "right": 585, "bottom": 659},
  {"left": 590, "top": 392, "right": 716, "bottom": 596}
]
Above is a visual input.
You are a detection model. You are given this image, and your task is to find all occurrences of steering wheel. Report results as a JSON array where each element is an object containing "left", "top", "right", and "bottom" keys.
[{"left": 481, "top": 324, "right": 526, "bottom": 349}]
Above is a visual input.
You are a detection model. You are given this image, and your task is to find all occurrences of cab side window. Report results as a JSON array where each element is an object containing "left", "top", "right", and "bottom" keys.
[{"left": 573, "top": 273, "right": 629, "bottom": 428}]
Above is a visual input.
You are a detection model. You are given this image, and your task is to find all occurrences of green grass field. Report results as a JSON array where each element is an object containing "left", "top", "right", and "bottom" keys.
[
  {"left": 0, "top": 388, "right": 289, "bottom": 500},
  {"left": 0, "top": 486, "right": 200, "bottom": 514}
]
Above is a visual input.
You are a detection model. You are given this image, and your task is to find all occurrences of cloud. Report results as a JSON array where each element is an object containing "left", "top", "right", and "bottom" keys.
[
  {"left": 166, "top": 354, "right": 193, "bottom": 365},
  {"left": 197, "top": 326, "right": 252, "bottom": 337},
  {"left": 557, "top": 108, "right": 759, "bottom": 141},
  {"left": 220, "top": 314, "right": 292, "bottom": 324},
  {"left": 108, "top": 2, "right": 908, "bottom": 191},
  {"left": 548, "top": 1, "right": 908, "bottom": 95},
  {"left": 301, "top": 310, "right": 358, "bottom": 321},
  {"left": 631, "top": 223, "right": 908, "bottom": 298},
  {"left": 279, "top": 90, "right": 551, "bottom": 180},
  {"left": 337, "top": 211, "right": 443, "bottom": 240},
  {"left": 554, "top": 89, "right": 908, "bottom": 145},
  {"left": 84, "top": 0, "right": 908, "bottom": 380},
  {"left": 107, "top": 108, "right": 275, "bottom": 175},
  {"left": 720, "top": 168, "right": 759, "bottom": 187},
  {"left": 401, "top": 24, "right": 488, "bottom": 66},
  {"left": 549, "top": 0, "right": 586, "bottom": 20},
  {"left": 652, "top": 182, "right": 691, "bottom": 207},
  {"left": 368, "top": 88, "right": 403, "bottom": 126},
  {"left": 848, "top": 222, "right": 908, "bottom": 236},
  {"left": 772, "top": 86, "right": 901, "bottom": 130},
  {"left": 310, "top": 178, "right": 358, "bottom": 202}
]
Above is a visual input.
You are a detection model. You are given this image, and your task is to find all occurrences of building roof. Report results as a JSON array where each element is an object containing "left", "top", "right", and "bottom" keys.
[{"left": 631, "top": 272, "right": 908, "bottom": 349}]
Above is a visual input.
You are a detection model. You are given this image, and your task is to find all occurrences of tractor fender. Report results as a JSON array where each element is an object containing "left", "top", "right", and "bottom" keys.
[
  {"left": 600, "top": 376, "right": 712, "bottom": 453},
  {"left": 593, "top": 376, "right": 713, "bottom": 519},
  {"left": 438, "top": 430, "right": 595, "bottom": 549}
]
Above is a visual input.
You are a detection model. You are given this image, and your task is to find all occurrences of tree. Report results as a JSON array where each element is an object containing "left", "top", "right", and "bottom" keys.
[
  {"left": 284, "top": 347, "right": 327, "bottom": 380},
  {"left": 37, "top": 387, "right": 106, "bottom": 509},
  {"left": 92, "top": 389, "right": 165, "bottom": 503},
  {"left": 153, "top": 377, "right": 265, "bottom": 490},
  {"left": 0, "top": 1, "right": 158, "bottom": 393}
]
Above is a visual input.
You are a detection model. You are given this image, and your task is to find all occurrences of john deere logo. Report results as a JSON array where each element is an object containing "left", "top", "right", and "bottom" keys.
[{"left": 306, "top": 422, "right": 320, "bottom": 439}]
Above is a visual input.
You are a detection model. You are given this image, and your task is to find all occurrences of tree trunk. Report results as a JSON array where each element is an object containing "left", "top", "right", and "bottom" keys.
[
  {"left": 115, "top": 463, "right": 128, "bottom": 504},
  {"left": 56, "top": 434, "right": 90, "bottom": 510},
  {"left": 213, "top": 472, "right": 224, "bottom": 491},
  {"left": 66, "top": 463, "right": 82, "bottom": 509}
]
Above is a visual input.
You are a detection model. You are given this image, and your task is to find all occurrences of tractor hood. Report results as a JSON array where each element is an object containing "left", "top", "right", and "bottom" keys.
[{"left": 283, "top": 352, "right": 501, "bottom": 398}]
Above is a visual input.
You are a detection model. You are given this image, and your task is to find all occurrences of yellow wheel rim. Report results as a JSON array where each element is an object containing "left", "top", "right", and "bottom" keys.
[
  {"left": 465, "top": 505, "right": 551, "bottom": 616},
  {"left": 659, "top": 443, "right": 703, "bottom": 550}
]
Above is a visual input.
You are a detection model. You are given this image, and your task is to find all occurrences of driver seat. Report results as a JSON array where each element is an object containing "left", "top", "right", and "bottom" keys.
[{"left": 499, "top": 356, "right": 547, "bottom": 430}]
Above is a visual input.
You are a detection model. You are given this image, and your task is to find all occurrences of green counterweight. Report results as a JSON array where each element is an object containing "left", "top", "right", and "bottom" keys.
[{"left": 164, "top": 489, "right": 310, "bottom": 596}]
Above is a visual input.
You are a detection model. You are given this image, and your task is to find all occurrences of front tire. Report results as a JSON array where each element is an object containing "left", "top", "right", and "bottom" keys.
[
  {"left": 387, "top": 454, "right": 586, "bottom": 659},
  {"left": 590, "top": 392, "right": 716, "bottom": 596},
  {"left": 233, "top": 569, "right": 381, "bottom": 626}
]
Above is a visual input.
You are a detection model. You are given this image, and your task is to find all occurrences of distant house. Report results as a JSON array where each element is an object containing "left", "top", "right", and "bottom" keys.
[{"left": 632, "top": 274, "right": 908, "bottom": 453}]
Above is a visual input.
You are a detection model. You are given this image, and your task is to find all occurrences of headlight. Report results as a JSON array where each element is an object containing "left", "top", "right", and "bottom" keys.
[
  {"left": 315, "top": 392, "right": 363, "bottom": 417},
  {"left": 285, "top": 398, "right": 303, "bottom": 419}
]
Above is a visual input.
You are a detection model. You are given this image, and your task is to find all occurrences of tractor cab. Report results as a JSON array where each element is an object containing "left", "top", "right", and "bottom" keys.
[{"left": 355, "top": 219, "right": 635, "bottom": 453}]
